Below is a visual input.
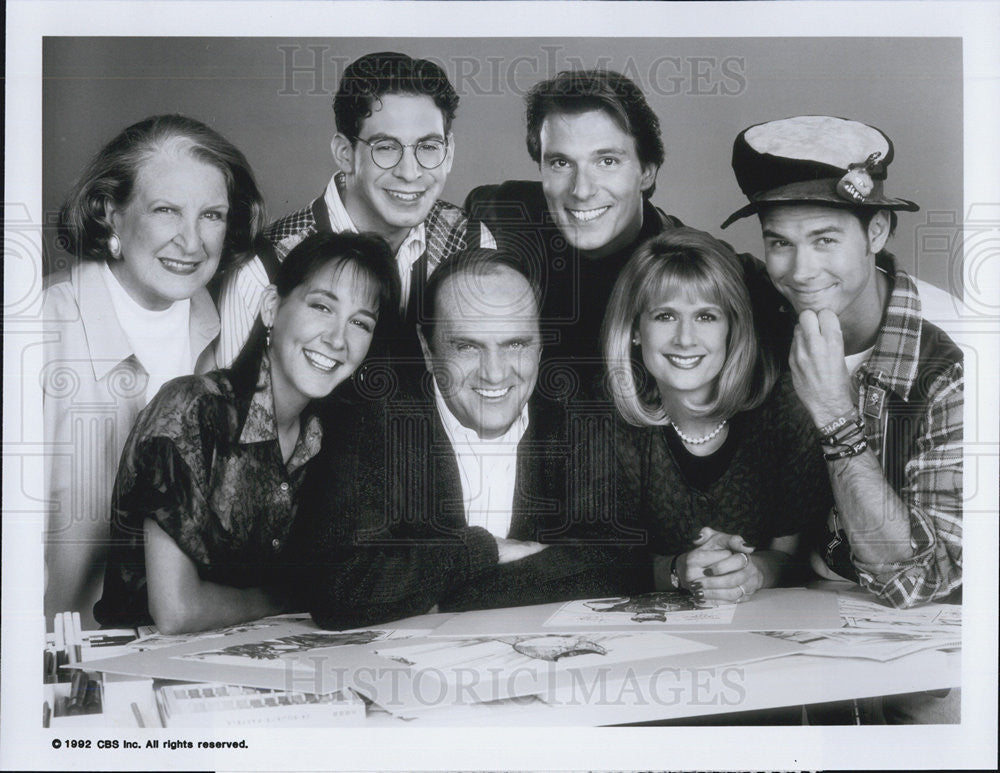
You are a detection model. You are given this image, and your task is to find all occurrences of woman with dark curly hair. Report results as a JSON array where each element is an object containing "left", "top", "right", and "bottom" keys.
[
  {"left": 43, "top": 115, "right": 266, "bottom": 627},
  {"left": 94, "top": 231, "right": 400, "bottom": 632}
]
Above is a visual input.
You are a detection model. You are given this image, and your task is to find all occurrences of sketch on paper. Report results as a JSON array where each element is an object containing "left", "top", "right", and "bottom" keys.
[
  {"left": 128, "top": 615, "right": 315, "bottom": 652},
  {"left": 543, "top": 592, "right": 737, "bottom": 627},
  {"left": 375, "top": 632, "right": 714, "bottom": 675},
  {"left": 177, "top": 630, "right": 390, "bottom": 668},
  {"left": 754, "top": 592, "right": 965, "bottom": 660},
  {"left": 836, "top": 593, "right": 961, "bottom": 634},
  {"left": 760, "top": 628, "right": 961, "bottom": 662}
]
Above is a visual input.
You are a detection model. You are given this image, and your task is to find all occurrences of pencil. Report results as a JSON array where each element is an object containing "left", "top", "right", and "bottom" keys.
[
  {"left": 43, "top": 649, "right": 54, "bottom": 684},
  {"left": 67, "top": 670, "right": 87, "bottom": 714},
  {"left": 53, "top": 613, "right": 65, "bottom": 661},
  {"left": 131, "top": 702, "right": 145, "bottom": 728},
  {"left": 71, "top": 611, "right": 83, "bottom": 662},
  {"left": 61, "top": 613, "right": 76, "bottom": 665},
  {"left": 86, "top": 634, "right": 137, "bottom": 646},
  {"left": 43, "top": 702, "right": 51, "bottom": 728}
]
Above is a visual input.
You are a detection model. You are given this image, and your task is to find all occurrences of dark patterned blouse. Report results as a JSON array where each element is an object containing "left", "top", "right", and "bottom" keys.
[
  {"left": 94, "top": 352, "right": 323, "bottom": 626},
  {"left": 615, "top": 375, "right": 833, "bottom": 556}
]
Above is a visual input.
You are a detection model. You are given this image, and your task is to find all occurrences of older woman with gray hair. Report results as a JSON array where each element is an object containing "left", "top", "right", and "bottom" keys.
[{"left": 43, "top": 114, "right": 265, "bottom": 626}]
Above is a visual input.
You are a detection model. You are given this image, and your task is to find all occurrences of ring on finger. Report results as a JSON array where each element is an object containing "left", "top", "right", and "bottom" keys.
[
  {"left": 737, "top": 584, "right": 746, "bottom": 600},
  {"left": 740, "top": 553, "right": 749, "bottom": 569}
]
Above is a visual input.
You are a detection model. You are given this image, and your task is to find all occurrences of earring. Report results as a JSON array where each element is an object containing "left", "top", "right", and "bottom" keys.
[
  {"left": 108, "top": 234, "right": 122, "bottom": 259},
  {"left": 265, "top": 326, "right": 272, "bottom": 349},
  {"left": 631, "top": 336, "right": 641, "bottom": 347}
]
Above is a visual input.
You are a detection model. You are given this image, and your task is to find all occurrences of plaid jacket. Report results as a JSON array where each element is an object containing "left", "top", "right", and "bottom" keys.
[
  {"left": 260, "top": 190, "right": 473, "bottom": 280},
  {"left": 216, "top": 183, "right": 480, "bottom": 366},
  {"left": 824, "top": 266, "right": 964, "bottom": 608}
]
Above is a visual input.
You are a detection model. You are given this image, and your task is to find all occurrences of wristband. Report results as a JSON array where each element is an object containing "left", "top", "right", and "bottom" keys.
[
  {"left": 818, "top": 409, "right": 861, "bottom": 438},
  {"left": 821, "top": 416, "right": 865, "bottom": 447}
]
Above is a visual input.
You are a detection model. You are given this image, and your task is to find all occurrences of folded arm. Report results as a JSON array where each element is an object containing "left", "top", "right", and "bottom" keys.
[{"left": 145, "top": 520, "right": 284, "bottom": 634}]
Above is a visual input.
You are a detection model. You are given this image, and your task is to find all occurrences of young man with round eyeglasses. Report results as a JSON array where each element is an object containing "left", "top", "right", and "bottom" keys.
[{"left": 217, "top": 51, "right": 492, "bottom": 366}]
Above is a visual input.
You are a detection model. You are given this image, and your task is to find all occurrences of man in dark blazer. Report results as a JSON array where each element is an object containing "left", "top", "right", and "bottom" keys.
[
  {"left": 464, "top": 69, "right": 787, "bottom": 391},
  {"left": 290, "top": 250, "right": 650, "bottom": 630},
  {"left": 464, "top": 69, "right": 681, "bottom": 376}
]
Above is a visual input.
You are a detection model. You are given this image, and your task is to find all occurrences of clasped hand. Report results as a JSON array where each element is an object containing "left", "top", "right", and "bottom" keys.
[{"left": 677, "top": 526, "right": 760, "bottom": 604}]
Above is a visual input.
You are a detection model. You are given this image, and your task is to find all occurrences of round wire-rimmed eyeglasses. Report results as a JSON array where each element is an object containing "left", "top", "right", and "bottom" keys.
[{"left": 355, "top": 137, "right": 448, "bottom": 170}]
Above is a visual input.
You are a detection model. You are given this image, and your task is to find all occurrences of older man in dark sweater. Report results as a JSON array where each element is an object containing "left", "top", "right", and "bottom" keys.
[{"left": 289, "top": 251, "right": 650, "bottom": 630}]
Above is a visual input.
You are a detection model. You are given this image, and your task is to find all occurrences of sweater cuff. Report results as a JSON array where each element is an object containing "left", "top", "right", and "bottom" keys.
[{"left": 458, "top": 526, "right": 499, "bottom": 576}]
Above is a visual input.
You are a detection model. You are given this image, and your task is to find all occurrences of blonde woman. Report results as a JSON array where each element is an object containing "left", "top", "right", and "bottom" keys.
[{"left": 603, "top": 228, "right": 831, "bottom": 604}]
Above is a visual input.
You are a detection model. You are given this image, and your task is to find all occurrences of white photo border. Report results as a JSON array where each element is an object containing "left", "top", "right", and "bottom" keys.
[{"left": 4, "top": 2, "right": 998, "bottom": 771}]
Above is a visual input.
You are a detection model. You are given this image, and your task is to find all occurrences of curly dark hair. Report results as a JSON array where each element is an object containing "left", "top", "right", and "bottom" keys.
[
  {"left": 59, "top": 114, "right": 265, "bottom": 271},
  {"left": 333, "top": 51, "right": 460, "bottom": 141},
  {"left": 229, "top": 230, "right": 401, "bottom": 395},
  {"left": 525, "top": 69, "right": 665, "bottom": 198}
]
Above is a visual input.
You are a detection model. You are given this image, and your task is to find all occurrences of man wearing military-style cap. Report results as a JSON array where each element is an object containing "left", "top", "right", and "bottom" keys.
[{"left": 725, "top": 116, "right": 963, "bottom": 723}]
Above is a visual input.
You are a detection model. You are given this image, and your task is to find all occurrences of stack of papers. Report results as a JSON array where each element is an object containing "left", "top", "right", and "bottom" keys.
[
  {"left": 76, "top": 589, "right": 960, "bottom": 720},
  {"left": 156, "top": 682, "right": 364, "bottom": 727},
  {"left": 759, "top": 590, "right": 962, "bottom": 661}
]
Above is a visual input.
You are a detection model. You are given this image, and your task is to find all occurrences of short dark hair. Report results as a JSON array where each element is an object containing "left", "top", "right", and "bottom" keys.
[
  {"left": 59, "top": 114, "right": 265, "bottom": 271},
  {"left": 525, "top": 69, "right": 665, "bottom": 198},
  {"left": 852, "top": 206, "right": 898, "bottom": 238},
  {"left": 230, "top": 231, "right": 401, "bottom": 391},
  {"left": 333, "top": 51, "right": 460, "bottom": 141},
  {"left": 419, "top": 249, "right": 542, "bottom": 346}
]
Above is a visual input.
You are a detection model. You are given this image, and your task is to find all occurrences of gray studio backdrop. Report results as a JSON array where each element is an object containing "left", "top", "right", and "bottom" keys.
[{"left": 43, "top": 37, "right": 962, "bottom": 293}]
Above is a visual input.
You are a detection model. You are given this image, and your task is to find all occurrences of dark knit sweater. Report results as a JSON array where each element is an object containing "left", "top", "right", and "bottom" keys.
[
  {"left": 615, "top": 376, "right": 833, "bottom": 556},
  {"left": 287, "top": 377, "right": 651, "bottom": 629}
]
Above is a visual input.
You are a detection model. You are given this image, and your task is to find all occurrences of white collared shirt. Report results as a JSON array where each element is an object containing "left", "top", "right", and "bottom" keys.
[
  {"left": 324, "top": 175, "right": 426, "bottom": 315},
  {"left": 433, "top": 382, "right": 530, "bottom": 540}
]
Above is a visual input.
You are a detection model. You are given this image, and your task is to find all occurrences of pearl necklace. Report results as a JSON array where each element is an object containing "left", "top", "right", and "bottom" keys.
[{"left": 668, "top": 417, "right": 728, "bottom": 445}]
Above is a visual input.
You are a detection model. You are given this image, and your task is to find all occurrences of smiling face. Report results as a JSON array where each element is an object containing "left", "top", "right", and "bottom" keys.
[
  {"left": 539, "top": 108, "right": 656, "bottom": 259},
  {"left": 107, "top": 140, "right": 229, "bottom": 310},
  {"left": 637, "top": 288, "right": 729, "bottom": 410},
  {"left": 334, "top": 93, "right": 453, "bottom": 250},
  {"left": 262, "top": 261, "right": 379, "bottom": 418},
  {"left": 420, "top": 266, "right": 541, "bottom": 439},
  {"left": 760, "top": 205, "right": 888, "bottom": 321}
]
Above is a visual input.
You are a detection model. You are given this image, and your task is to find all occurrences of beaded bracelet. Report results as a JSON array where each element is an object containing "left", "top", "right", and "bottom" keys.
[
  {"left": 822, "top": 425, "right": 866, "bottom": 454},
  {"left": 822, "top": 427, "right": 866, "bottom": 453},
  {"left": 823, "top": 436, "right": 868, "bottom": 461}
]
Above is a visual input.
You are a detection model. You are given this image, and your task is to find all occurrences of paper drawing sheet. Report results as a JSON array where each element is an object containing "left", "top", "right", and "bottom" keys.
[
  {"left": 430, "top": 588, "right": 841, "bottom": 637},
  {"left": 374, "top": 632, "right": 715, "bottom": 672},
  {"left": 543, "top": 592, "right": 737, "bottom": 626}
]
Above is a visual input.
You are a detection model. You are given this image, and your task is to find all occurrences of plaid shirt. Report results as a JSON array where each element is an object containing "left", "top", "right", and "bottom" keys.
[{"left": 831, "top": 268, "right": 963, "bottom": 608}]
